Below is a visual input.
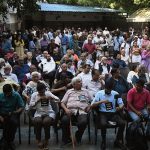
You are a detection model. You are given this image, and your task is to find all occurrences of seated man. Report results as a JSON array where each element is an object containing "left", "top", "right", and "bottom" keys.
[
  {"left": 0, "top": 84, "right": 24, "bottom": 150},
  {"left": 127, "top": 79, "right": 150, "bottom": 122},
  {"left": 38, "top": 54, "right": 56, "bottom": 88},
  {"left": 54, "top": 63, "right": 74, "bottom": 84},
  {"left": 91, "top": 81, "right": 126, "bottom": 150},
  {"left": 61, "top": 77, "right": 91, "bottom": 146}
]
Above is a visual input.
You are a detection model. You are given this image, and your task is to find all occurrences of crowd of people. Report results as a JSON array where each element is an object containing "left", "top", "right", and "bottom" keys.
[{"left": 0, "top": 26, "right": 150, "bottom": 150}]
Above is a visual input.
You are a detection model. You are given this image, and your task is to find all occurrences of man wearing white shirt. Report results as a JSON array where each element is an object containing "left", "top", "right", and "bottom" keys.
[
  {"left": 121, "top": 49, "right": 130, "bottom": 65},
  {"left": 86, "top": 69, "right": 105, "bottom": 99},
  {"left": 77, "top": 63, "right": 92, "bottom": 88},
  {"left": 3, "top": 64, "right": 18, "bottom": 83},
  {"left": 36, "top": 51, "right": 48, "bottom": 63},
  {"left": 98, "top": 57, "right": 112, "bottom": 78},
  {"left": 103, "top": 27, "right": 110, "bottom": 36},
  {"left": 39, "top": 54, "right": 56, "bottom": 88},
  {"left": 93, "top": 32, "right": 104, "bottom": 44},
  {"left": 77, "top": 53, "right": 94, "bottom": 70}
]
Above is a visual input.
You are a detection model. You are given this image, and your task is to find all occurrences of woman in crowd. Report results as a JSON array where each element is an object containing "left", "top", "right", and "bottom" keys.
[
  {"left": 141, "top": 44, "right": 150, "bottom": 72},
  {"left": 130, "top": 41, "right": 141, "bottom": 63},
  {"left": 22, "top": 71, "right": 49, "bottom": 110},
  {"left": 29, "top": 82, "right": 59, "bottom": 150},
  {"left": 14, "top": 34, "right": 25, "bottom": 58},
  {"left": 127, "top": 64, "right": 139, "bottom": 86}
]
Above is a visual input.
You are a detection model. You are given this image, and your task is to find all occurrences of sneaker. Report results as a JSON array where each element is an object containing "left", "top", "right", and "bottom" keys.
[
  {"left": 114, "top": 140, "right": 127, "bottom": 150},
  {"left": 75, "top": 131, "right": 81, "bottom": 144}
]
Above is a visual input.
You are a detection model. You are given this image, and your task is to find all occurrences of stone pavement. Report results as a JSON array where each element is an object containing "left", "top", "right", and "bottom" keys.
[
  {"left": 3, "top": 113, "right": 150, "bottom": 150},
  {"left": 15, "top": 126, "right": 122, "bottom": 150}
]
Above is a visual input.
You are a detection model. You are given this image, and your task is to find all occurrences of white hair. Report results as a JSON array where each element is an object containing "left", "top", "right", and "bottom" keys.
[
  {"left": 0, "top": 58, "right": 5, "bottom": 63},
  {"left": 71, "top": 76, "right": 82, "bottom": 85},
  {"left": 31, "top": 71, "right": 41, "bottom": 78}
]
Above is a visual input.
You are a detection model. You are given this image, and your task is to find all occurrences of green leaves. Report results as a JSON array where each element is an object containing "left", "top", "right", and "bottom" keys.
[
  {"left": 0, "top": 0, "right": 149, "bottom": 19},
  {"left": 0, "top": 0, "right": 40, "bottom": 19}
]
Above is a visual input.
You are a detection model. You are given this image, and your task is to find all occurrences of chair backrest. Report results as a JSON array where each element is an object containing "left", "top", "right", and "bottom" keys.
[{"left": 50, "top": 100, "right": 59, "bottom": 114}]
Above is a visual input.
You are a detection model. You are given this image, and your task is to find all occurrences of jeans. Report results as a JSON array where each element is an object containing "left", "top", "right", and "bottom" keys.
[
  {"left": 128, "top": 108, "right": 150, "bottom": 122},
  {"left": 62, "top": 45, "right": 67, "bottom": 55}
]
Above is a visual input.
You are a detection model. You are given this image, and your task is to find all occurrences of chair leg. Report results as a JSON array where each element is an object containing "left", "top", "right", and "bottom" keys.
[
  {"left": 95, "top": 125, "right": 98, "bottom": 145},
  {"left": 18, "top": 125, "right": 21, "bottom": 144},
  {"left": 54, "top": 126, "right": 59, "bottom": 143},
  {"left": 28, "top": 125, "right": 31, "bottom": 144},
  {"left": 56, "top": 129, "right": 59, "bottom": 143},
  {"left": 24, "top": 112, "right": 27, "bottom": 124},
  {"left": 88, "top": 121, "right": 91, "bottom": 142}
]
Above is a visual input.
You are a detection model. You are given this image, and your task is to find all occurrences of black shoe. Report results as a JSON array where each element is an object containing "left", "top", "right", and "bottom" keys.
[
  {"left": 1, "top": 140, "right": 9, "bottom": 150},
  {"left": 101, "top": 140, "right": 106, "bottom": 150},
  {"left": 60, "top": 139, "right": 72, "bottom": 148},
  {"left": 75, "top": 131, "right": 81, "bottom": 144},
  {"left": 114, "top": 140, "right": 127, "bottom": 150},
  {"left": 9, "top": 142, "right": 16, "bottom": 150}
]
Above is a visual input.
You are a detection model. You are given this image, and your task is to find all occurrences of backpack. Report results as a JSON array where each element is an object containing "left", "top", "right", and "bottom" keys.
[{"left": 126, "top": 121, "right": 148, "bottom": 150}]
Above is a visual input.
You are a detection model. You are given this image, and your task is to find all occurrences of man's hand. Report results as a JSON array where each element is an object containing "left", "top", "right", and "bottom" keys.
[
  {"left": 116, "top": 107, "right": 121, "bottom": 111},
  {"left": 0, "top": 116, "right": 4, "bottom": 123},
  {"left": 65, "top": 108, "right": 72, "bottom": 117},
  {"left": 136, "top": 111, "right": 142, "bottom": 116},
  {"left": 26, "top": 96, "right": 30, "bottom": 103},
  {"left": 147, "top": 106, "right": 150, "bottom": 113},
  {"left": 61, "top": 86, "right": 67, "bottom": 91},
  {"left": 101, "top": 100, "right": 109, "bottom": 104},
  {"left": 85, "top": 106, "right": 91, "bottom": 113}
]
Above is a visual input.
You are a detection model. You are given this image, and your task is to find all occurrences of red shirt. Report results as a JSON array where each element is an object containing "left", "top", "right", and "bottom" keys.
[
  {"left": 127, "top": 88, "right": 150, "bottom": 111},
  {"left": 83, "top": 43, "right": 96, "bottom": 54}
]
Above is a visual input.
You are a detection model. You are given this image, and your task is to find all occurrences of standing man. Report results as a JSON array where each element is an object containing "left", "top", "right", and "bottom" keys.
[{"left": 0, "top": 84, "right": 24, "bottom": 150}]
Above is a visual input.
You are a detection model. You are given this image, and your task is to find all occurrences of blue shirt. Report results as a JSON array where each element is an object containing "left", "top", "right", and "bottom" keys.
[
  {"left": 92, "top": 90, "right": 124, "bottom": 112},
  {"left": 0, "top": 91, "right": 24, "bottom": 114},
  {"left": 13, "top": 64, "right": 30, "bottom": 83},
  {"left": 2, "top": 39, "right": 12, "bottom": 52},
  {"left": 61, "top": 35, "right": 69, "bottom": 45},
  {"left": 113, "top": 36, "right": 124, "bottom": 51},
  {"left": 112, "top": 59, "right": 127, "bottom": 68}
]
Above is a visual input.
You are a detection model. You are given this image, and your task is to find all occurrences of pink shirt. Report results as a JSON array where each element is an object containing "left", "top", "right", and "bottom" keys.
[
  {"left": 142, "top": 39, "right": 150, "bottom": 49},
  {"left": 61, "top": 88, "right": 91, "bottom": 115},
  {"left": 127, "top": 88, "right": 150, "bottom": 111},
  {"left": 83, "top": 43, "right": 96, "bottom": 54}
]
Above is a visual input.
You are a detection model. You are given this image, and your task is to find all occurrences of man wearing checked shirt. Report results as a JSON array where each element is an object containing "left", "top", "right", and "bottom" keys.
[{"left": 91, "top": 81, "right": 127, "bottom": 150}]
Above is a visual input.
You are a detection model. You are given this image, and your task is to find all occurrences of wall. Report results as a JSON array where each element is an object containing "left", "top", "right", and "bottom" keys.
[{"left": 44, "top": 12, "right": 103, "bottom": 22}]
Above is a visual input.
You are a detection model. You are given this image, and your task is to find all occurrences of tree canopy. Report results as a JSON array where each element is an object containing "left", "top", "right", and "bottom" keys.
[{"left": 0, "top": 0, "right": 150, "bottom": 19}]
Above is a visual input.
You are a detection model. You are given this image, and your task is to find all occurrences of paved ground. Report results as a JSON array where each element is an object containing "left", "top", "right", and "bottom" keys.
[
  {"left": 2, "top": 113, "right": 150, "bottom": 150},
  {"left": 15, "top": 127, "right": 122, "bottom": 150}
]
